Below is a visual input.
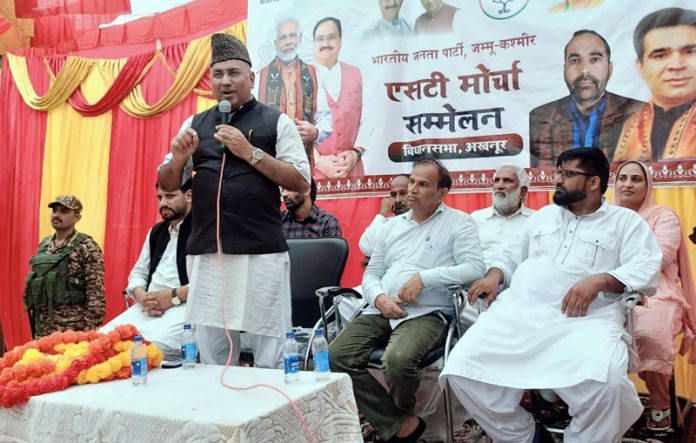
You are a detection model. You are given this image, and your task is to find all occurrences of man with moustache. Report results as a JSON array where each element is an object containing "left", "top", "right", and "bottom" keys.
[
  {"left": 414, "top": 0, "right": 459, "bottom": 35},
  {"left": 101, "top": 181, "right": 192, "bottom": 363},
  {"left": 441, "top": 148, "right": 662, "bottom": 442},
  {"left": 614, "top": 7, "right": 696, "bottom": 162},
  {"left": 330, "top": 159, "right": 485, "bottom": 442},
  {"left": 281, "top": 179, "right": 342, "bottom": 238},
  {"left": 470, "top": 164, "right": 535, "bottom": 268},
  {"left": 258, "top": 15, "right": 321, "bottom": 162},
  {"left": 530, "top": 30, "right": 643, "bottom": 167},
  {"left": 24, "top": 195, "right": 105, "bottom": 337},
  {"left": 158, "top": 34, "right": 310, "bottom": 368},
  {"left": 312, "top": 17, "right": 365, "bottom": 179},
  {"left": 364, "top": 0, "right": 413, "bottom": 38}
]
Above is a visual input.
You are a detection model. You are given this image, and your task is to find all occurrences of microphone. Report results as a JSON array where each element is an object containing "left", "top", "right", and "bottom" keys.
[
  {"left": 218, "top": 100, "right": 232, "bottom": 150},
  {"left": 219, "top": 100, "right": 232, "bottom": 125}
]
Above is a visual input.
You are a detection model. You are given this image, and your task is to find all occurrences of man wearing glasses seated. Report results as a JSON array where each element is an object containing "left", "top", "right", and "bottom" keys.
[{"left": 441, "top": 148, "right": 663, "bottom": 442}]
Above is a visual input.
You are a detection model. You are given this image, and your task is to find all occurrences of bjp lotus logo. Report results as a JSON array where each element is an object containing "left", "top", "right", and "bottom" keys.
[{"left": 479, "top": 0, "right": 529, "bottom": 20}]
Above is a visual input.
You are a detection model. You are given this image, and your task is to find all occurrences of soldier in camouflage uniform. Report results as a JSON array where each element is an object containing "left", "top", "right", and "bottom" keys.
[{"left": 24, "top": 195, "right": 105, "bottom": 337}]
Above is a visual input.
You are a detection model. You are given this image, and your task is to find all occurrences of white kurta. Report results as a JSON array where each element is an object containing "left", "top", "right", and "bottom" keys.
[
  {"left": 185, "top": 253, "right": 291, "bottom": 337},
  {"left": 470, "top": 204, "right": 534, "bottom": 268},
  {"left": 442, "top": 199, "right": 662, "bottom": 389},
  {"left": 159, "top": 108, "right": 311, "bottom": 339}
]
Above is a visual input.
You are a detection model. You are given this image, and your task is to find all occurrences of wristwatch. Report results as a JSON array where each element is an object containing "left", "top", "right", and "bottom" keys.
[
  {"left": 249, "top": 148, "right": 264, "bottom": 166},
  {"left": 171, "top": 288, "right": 182, "bottom": 306}
]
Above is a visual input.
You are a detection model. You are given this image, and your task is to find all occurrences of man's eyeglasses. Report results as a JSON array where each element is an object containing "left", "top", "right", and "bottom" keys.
[{"left": 553, "top": 169, "right": 594, "bottom": 180}]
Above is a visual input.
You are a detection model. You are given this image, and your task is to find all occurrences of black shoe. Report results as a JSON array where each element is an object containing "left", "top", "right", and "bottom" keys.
[
  {"left": 532, "top": 422, "right": 555, "bottom": 443},
  {"left": 386, "top": 417, "right": 426, "bottom": 443}
]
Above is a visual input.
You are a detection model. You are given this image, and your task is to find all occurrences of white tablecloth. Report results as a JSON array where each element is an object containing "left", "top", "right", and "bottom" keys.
[{"left": 0, "top": 365, "right": 361, "bottom": 442}]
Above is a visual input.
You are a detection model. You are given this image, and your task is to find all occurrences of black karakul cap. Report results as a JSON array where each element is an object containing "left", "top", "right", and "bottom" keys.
[{"left": 210, "top": 33, "right": 252, "bottom": 67}]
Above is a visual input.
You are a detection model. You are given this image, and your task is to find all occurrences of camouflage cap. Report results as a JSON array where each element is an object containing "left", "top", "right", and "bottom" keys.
[
  {"left": 210, "top": 33, "right": 252, "bottom": 67},
  {"left": 48, "top": 195, "right": 83, "bottom": 214}
]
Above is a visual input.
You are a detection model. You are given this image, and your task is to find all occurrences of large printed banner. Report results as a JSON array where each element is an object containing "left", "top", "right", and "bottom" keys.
[{"left": 248, "top": 0, "right": 696, "bottom": 194}]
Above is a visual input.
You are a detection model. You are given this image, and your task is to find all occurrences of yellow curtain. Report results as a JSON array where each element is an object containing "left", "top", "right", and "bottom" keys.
[
  {"left": 119, "top": 22, "right": 247, "bottom": 118},
  {"left": 4, "top": 21, "right": 245, "bottom": 116},
  {"left": 651, "top": 186, "right": 696, "bottom": 401},
  {"left": 197, "top": 96, "right": 216, "bottom": 113},
  {"left": 6, "top": 54, "right": 93, "bottom": 110},
  {"left": 39, "top": 62, "right": 114, "bottom": 247}
]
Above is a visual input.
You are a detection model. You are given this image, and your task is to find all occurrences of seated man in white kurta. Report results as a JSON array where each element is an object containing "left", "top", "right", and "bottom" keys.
[{"left": 440, "top": 148, "right": 662, "bottom": 443}]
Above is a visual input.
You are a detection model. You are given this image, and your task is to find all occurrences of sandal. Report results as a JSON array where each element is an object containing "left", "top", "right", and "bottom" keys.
[{"left": 647, "top": 407, "right": 671, "bottom": 431}]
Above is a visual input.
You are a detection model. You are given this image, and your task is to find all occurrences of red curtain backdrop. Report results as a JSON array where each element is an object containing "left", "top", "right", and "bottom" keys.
[
  {"left": 102, "top": 43, "right": 198, "bottom": 323},
  {"left": 14, "top": 0, "right": 131, "bottom": 17},
  {"left": 0, "top": 56, "right": 50, "bottom": 348}
]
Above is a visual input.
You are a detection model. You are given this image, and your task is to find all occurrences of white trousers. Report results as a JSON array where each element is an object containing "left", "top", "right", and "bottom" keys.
[
  {"left": 196, "top": 325, "right": 284, "bottom": 369},
  {"left": 444, "top": 348, "right": 642, "bottom": 443}
]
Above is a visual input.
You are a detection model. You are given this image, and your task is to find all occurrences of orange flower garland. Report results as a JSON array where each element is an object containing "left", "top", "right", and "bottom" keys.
[{"left": 0, "top": 325, "right": 164, "bottom": 408}]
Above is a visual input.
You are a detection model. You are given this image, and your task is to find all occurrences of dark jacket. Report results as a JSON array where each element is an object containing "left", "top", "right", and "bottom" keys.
[
  {"left": 188, "top": 98, "right": 288, "bottom": 255},
  {"left": 529, "top": 92, "right": 644, "bottom": 167}
]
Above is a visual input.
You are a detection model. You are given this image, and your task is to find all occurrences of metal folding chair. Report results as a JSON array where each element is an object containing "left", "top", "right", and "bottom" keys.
[{"left": 308, "top": 285, "right": 470, "bottom": 443}]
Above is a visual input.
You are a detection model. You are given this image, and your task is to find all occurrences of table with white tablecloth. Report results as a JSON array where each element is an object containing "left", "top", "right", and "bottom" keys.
[{"left": 0, "top": 365, "right": 362, "bottom": 442}]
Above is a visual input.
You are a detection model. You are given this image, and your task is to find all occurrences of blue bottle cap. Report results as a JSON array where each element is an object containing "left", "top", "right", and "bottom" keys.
[
  {"left": 134, "top": 335, "right": 143, "bottom": 342},
  {"left": 286, "top": 331, "right": 295, "bottom": 338},
  {"left": 183, "top": 323, "right": 192, "bottom": 330},
  {"left": 314, "top": 328, "right": 324, "bottom": 336}
]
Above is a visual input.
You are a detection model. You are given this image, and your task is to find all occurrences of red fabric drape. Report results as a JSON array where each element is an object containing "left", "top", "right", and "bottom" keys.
[
  {"left": 68, "top": 51, "right": 154, "bottom": 117},
  {"left": 76, "top": 0, "right": 247, "bottom": 55},
  {"left": 0, "top": 56, "right": 50, "bottom": 350},
  {"left": 0, "top": 17, "right": 12, "bottom": 35},
  {"left": 30, "top": 13, "right": 127, "bottom": 53},
  {"left": 320, "top": 191, "right": 552, "bottom": 288},
  {"left": 14, "top": 0, "right": 131, "bottom": 17},
  {"left": 102, "top": 43, "right": 198, "bottom": 323}
]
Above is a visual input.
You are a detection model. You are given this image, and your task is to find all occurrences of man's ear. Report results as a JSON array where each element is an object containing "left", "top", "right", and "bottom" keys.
[
  {"left": 589, "top": 176, "right": 602, "bottom": 192},
  {"left": 519, "top": 186, "right": 529, "bottom": 201},
  {"left": 438, "top": 186, "right": 449, "bottom": 202}
]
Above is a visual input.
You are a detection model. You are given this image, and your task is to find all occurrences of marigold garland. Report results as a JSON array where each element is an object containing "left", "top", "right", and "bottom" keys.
[{"left": 0, "top": 325, "right": 164, "bottom": 408}]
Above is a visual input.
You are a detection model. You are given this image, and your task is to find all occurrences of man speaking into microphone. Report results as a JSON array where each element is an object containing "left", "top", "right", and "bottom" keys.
[{"left": 158, "top": 33, "right": 310, "bottom": 368}]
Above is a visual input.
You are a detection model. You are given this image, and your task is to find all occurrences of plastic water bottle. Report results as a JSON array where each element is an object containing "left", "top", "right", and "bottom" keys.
[
  {"left": 283, "top": 331, "right": 301, "bottom": 383},
  {"left": 131, "top": 335, "right": 148, "bottom": 385},
  {"left": 181, "top": 323, "right": 196, "bottom": 369},
  {"left": 312, "top": 328, "right": 331, "bottom": 381}
]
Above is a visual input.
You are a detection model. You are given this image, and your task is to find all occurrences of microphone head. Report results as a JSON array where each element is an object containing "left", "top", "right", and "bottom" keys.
[{"left": 218, "top": 100, "right": 232, "bottom": 113}]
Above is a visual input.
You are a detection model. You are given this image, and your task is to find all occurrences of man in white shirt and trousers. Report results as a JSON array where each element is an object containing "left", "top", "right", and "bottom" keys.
[
  {"left": 441, "top": 148, "right": 662, "bottom": 442},
  {"left": 330, "top": 159, "right": 486, "bottom": 442}
]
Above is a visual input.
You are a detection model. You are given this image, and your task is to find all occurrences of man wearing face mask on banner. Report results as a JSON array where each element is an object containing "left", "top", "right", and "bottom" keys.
[
  {"left": 530, "top": 30, "right": 643, "bottom": 167},
  {"left": 158, "top": 34, "right": 310, "bottom": 368}
]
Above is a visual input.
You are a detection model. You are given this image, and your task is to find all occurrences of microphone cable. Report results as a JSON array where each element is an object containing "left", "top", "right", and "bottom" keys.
[{"left": 211, "top": 103, "right": 315, "bottom": 443}]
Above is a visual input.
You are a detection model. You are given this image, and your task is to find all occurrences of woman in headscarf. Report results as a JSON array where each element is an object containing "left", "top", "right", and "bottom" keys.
[{"left": 613, "top": 160, "right": 696, "bottom": 431}]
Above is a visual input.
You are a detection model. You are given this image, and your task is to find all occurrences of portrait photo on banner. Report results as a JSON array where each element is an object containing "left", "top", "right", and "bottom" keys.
[{"left": 248, "top": 0, "right": 696, "bottom": 194}]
